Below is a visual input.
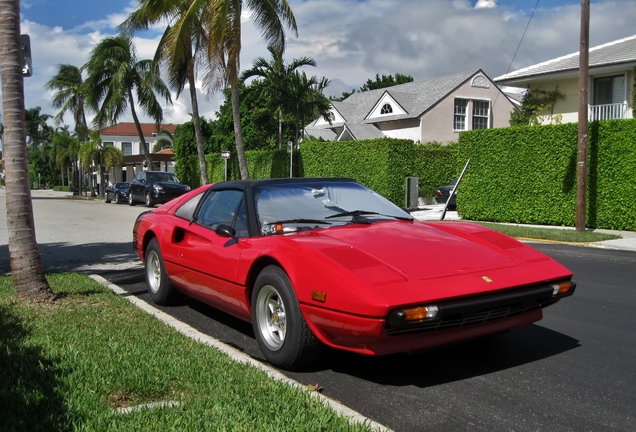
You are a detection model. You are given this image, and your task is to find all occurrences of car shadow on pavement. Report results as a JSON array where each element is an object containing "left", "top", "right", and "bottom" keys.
[{"left": 314, "top": 324, "right": 580, "bottom": 387}]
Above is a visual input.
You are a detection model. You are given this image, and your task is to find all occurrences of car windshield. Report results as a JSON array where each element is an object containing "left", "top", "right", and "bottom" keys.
[
  {"left": 147, "top": 173, "right": 178, "bottom": 183},
  {"left": 255, "top": 181, "right": 413, "bottom": 235},
  {"left": 115, "top": 183, "right": 129, "bottom": 190}
]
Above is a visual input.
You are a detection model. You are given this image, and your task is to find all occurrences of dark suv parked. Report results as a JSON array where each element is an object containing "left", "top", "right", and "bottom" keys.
[{"left": 128, "top": 171, "right": 190, "bottom": 207}]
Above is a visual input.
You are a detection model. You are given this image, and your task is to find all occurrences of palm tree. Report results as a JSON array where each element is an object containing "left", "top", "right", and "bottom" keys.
[
  {"left": 79, "top": 131, "right": 124, "bottom": 197},
  {"left": 83, "top": 33, "right": 171, "bottom": 169},
  {"left": 51, "top": 127, "right": 81, "bottom": 187},
  {"left": 0, "top": 0, "right": 53, "bottom": 298},
  {"left": 121, "top": 1, "right": 210, "bottom": 184},
  {"left": 45, "top": 64, "right": 90, "bottom": 142},
  {"left": 24, "top": 106, "right": 52, "bottom": 151},
  {"left": 203, "top": 0, "right": 298, "bottom": 180},
  {"left": 286, "top": 72, "right": 331, "bottom": 144},
  {"left": 241, "top": 44, "right": 316, "bottom": 149}
]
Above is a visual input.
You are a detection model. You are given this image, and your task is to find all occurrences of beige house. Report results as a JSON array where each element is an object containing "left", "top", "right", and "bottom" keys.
[
  {"left": 304, "top": 69, "right": 515, "bottom": 144},
  {"left": 494, "top": 34, "right": 636, "bottom": 124},
  {"left": 100, "top": 122, "right": 177, "bottom": 185}
]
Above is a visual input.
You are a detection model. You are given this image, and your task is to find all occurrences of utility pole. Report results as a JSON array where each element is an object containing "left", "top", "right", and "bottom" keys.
[{"left": 576, "top": 0, "right": 590, "bottom": 232}]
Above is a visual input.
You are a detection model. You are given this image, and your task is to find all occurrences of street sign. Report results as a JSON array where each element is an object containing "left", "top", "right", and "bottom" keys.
[
  {"left": 21, "top": 34, "right": 32, "bottom": 77},
  {"left": 221, "top": 151, "right": 230, "bottom": 159}
]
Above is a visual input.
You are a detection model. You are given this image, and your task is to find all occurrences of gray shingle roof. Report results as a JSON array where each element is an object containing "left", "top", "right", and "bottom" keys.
[
  {"left": 304, "top": 70, "right": 482, "bottom": 141},
  {"left": 494, "top": 34, "right": 636, "bottom": 83}
]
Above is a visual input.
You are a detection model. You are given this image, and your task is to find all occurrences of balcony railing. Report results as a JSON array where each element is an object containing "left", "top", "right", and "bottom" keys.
[{"left": 589, "top": 103, "right": 629, "bottom": 121}]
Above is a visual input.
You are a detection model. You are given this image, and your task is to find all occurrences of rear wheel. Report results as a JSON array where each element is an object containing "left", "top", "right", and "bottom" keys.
[
  {"left": 144, "top": 238, "right": 176, "bottom": 305},
  {"left": 251, "top": 265, "right": 322, "bottom": 370}
]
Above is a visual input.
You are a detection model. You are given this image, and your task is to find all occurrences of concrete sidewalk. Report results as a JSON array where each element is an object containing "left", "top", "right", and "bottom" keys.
[{"left": 411, "top": 204, "right": 636, "bottom": 253}]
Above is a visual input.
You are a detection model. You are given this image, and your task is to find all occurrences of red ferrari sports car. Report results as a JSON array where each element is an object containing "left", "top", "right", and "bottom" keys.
[{"left": 133, "top": 178, "right": 575, "bottom": 370}]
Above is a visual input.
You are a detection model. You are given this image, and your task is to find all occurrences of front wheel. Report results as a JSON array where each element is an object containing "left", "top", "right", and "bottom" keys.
[
  {"left": 145, "top": 191, "right": 155, "bottom": 207},
  {"left": 251, "top": 266, "right": 322, "bottom": 370},
  {"left": 104, "top": 193, "right": 111, "bottom": 203},
  {"left": 144, "top": 238, "right": 176, "bottom": 305},
  {"left": 128, "top": 191, "right": 135, "bottom": 206},
  {"left": 114, "top": 193, "right": 121, "bottom": 204}
]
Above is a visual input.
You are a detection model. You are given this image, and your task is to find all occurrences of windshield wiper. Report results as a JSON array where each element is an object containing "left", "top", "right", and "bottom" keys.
[
  {"left": 325, "top": 210, "right": 413, "bottom": 221},
  {"left": 269, "top": 219, "right": 332, "bottom": 225}
]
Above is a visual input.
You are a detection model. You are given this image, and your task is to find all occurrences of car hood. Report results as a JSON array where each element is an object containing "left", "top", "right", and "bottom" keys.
[
  {"left": 302, "top": 221, "right": 540, "bottom": 281},
  {"left": 155, "top": 182, "right": 190, "bottom": 191}
]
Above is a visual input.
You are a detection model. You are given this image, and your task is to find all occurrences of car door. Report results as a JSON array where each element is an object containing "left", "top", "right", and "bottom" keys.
[
  {"left": 131, "top": 172, "right": 145, "bottom": 202},
  {"left": 176, "top": 189, "right": 251, "bottom": 319}
]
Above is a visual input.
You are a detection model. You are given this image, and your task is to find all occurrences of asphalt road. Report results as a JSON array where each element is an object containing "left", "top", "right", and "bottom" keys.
[{"left": 2, "top": 190, "right": 635, "bottom": 431}]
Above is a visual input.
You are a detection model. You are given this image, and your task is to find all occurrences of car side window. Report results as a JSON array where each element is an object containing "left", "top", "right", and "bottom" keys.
[
  {"left": 174, "top": 192, "right": 205, "bottom": 220},
  {"left": 196, "top": 190, "right": 244, "bottom": 232}
]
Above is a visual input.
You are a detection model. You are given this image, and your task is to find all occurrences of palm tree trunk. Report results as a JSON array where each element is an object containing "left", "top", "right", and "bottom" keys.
[
  {"left": 0, "top": 0, "right": 54, "bottom": 299},
  {"left": 231, "top": 84, "right": 249, "bottom": 180},
  {"left": 128, "top": 89, "right": 153, "bottom": 169},
  {"left": 188, "top": 67, "right": 209, "bottom": 184}
]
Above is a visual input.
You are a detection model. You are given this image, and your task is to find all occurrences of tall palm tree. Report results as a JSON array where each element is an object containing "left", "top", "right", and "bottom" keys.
[
  {"left": 121, "top": 1, "right": 210, "bottom": 184},
  {"left": 0, "top": 0, "right": 53, "bottom": 298},
  {"left": 84, "top": 33, "right": 171, "bottom": 169},
  {"left": 203, "top": 0, "right": 298, "bottom": 180},
  {"left": 241, "top": 44, "right": 316, "bottom": 149},
  {"left": 45, "top": 64, "right": 90, "bottom": 142},
  {"left": 286, "top": 72, "right": 331, "bottom": 144}
]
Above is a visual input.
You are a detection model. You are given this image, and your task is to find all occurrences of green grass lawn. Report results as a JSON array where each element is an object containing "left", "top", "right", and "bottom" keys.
[
  {"left": 475, "top": 222, "right": 620, "bottom": 243},
  {"left": 0, "top": 274, "right": 375, "bottom": 431}
]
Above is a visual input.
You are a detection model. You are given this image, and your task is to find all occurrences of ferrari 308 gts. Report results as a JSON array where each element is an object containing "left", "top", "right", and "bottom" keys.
[{"left": 133, "top": 178, "right": 575, "bottom": 370}]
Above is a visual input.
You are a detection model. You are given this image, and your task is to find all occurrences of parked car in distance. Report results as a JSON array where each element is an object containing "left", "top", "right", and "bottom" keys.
[
  {"left": 104, "top": 182, "right": 130, "bottom": 204},
  {"left": 128, "top": 171, "right": 190, "bottom": 207},
  {"left": 435, "top": 178, "right": 457, "bottom": 208},
  {"left": 133, "top": 177, "right": 575, "bottom": 370}
]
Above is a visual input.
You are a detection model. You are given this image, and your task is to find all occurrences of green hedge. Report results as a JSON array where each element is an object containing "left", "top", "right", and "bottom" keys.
[
  {"left": 458, "top": 119, "right": 636, "bottom": 230},
  {"left": 300, "top": 138, "right": 417, "bottom": 204}
]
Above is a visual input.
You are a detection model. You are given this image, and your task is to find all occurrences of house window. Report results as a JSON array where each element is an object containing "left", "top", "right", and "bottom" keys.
[
  {"left": 472, "top": 101, "right": 490, "bottom": 129},
  {"left": 328, "top": 112, "right": 336, "bottom": 122},
  {"left": 594, "top": 75, "right": 624, "bottom": 105},
  {"left": 454, "top": 99, "right": 468, "bottom": 130},
  {"left": 103, "top": 141, "right": 114, "bottom": 147},
  {"left": 471, "top": 75, "right": 489, "bottom": 88},
  {"left": 380, "top": 103, "right": 393, "bottom": 115},
  {"left": 122, "top": 142, "right": 132, "bottom": 156}
]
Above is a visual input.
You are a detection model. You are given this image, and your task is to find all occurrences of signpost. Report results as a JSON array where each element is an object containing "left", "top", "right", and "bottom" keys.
[
  {"left": 221, "top": 151, "right": 230, "bottom": 181},
  {"left": 287, "top": 141, "right": 293, "bottom": 178}
]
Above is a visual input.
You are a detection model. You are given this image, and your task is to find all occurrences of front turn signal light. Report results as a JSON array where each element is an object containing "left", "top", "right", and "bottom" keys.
[{"left": 551, "top": 280, "right": 574, "bottom": 296}]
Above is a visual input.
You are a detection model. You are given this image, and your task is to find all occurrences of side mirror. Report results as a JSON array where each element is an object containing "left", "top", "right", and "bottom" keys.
[{"left": 215, "top": 224, "right": 239, "bottom": 242}]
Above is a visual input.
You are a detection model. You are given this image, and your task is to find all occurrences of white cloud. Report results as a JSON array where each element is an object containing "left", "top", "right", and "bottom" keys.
[{"left": 4, "top": 0, "right": 636, "bottom": 129}]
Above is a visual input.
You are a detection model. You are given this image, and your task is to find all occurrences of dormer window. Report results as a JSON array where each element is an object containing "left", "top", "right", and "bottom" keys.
[{"left": 380, "top": 104, "right": 393, "bottom": 115}]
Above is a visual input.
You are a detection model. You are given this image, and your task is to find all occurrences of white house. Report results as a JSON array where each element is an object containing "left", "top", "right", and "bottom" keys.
[
  {"left": 494, "top": 34, "right": 636, "bottom": 124},
  {"left": 100, "top": 122, "right": 177, "bottom": 185}
]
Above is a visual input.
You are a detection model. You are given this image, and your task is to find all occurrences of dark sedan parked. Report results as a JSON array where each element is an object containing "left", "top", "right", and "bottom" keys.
[
  {"left": 128, "top": 171, "right": 191, "bottom": 207},
  {"left": 104, "top": 182, "right": 129, "bottom": 204},
  {"left": 435, "top": 179, "right": 457, "bottom": 208}
]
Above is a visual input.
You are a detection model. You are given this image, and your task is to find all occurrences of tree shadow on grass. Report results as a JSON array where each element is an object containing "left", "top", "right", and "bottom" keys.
[{"left": 0, "top": 304, "right": 72, "bottom": 430}]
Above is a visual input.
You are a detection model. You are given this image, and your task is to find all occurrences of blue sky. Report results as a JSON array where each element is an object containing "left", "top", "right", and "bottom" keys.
[{"left": 11, "top": 0, "right": 636, "bottom": 126}]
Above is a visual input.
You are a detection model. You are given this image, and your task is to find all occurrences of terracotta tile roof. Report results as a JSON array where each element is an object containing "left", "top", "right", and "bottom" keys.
[
  {"left": 155, "top": 148, "right": 174, "bottom": 155},
  {"left": 100, "top": 122, "right": 177, "bottom": 137}
]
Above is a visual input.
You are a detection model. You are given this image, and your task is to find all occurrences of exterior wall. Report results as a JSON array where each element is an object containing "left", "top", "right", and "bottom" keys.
[
  {"left": 528, "top": 70, "right": 634, "bottom": 125},
  {"left": 375, "top": 119, "right": 420, "bottom": 140},
  {"left": 420, "top": 77, "right": 515, "bottom": 144}
]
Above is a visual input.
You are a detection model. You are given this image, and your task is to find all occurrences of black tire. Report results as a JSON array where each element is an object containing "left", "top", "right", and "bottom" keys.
[
  {"left": 128, "top": 191, "right": 135, "bottom": 206},
  {"left": 104, "top": 193, "right": 111, "bottom": 203},
  {"left": 114, "top": 193, "right": 120, "bottom": 204},
  {"left": 144, "top": 238, "right": 176, "bottom": 305},
  {"left": 251, "top": 265, "right": 322, "bottom": 370},
  {"left": 145, "top": 191, "right": 154, "bottom": 207}
]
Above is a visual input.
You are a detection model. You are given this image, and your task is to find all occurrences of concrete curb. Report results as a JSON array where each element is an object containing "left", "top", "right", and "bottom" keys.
[{"left": 89, "top": 274, "right": 390, "bottom": 432}]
